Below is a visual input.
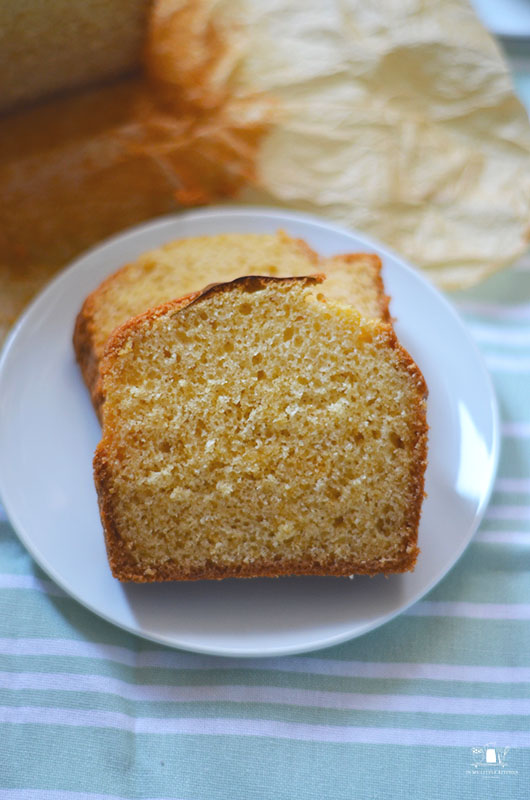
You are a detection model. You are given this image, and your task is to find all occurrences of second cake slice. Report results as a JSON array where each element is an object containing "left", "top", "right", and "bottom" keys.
[{"left": 74, "top": 231, "right": 389, "bottom": 417}]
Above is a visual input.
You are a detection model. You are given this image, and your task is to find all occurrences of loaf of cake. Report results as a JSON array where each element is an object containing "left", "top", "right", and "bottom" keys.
[
  {"left": 73, "top": 231, "right": 389, "bottom": 416},
  {"left": 94, "top": 274, "right": 428, "bottom": 582},
  {"left": 0, "top": 0, "right": 149, "bottom": 112}
]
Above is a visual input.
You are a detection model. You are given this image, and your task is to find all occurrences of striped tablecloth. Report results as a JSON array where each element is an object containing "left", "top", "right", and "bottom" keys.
[
  {"left": 1, "top": 54, "right": 530, "bottom": 800},
  {"left": 1, "top": 245, "right": 529, "bottom": 800}
]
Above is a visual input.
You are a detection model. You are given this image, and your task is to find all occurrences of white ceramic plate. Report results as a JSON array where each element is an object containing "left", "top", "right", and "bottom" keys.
[{"left": 0, "top": 207, "right": 499, "bottom": 657}]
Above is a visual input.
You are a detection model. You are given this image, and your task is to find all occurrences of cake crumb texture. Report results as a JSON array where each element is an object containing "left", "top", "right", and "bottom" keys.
[
  {"left": 95, "top": 275, "right": 428, "bottom": 582},
  {"left": 73, "top": 231, "right": 389, "bottom": 415}
]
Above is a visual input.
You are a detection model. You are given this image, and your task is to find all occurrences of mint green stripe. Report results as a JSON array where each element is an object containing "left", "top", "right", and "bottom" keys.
[
  {"left": 322, "top": 617, "right": 530, "bottom": 667},
  {"left": 0, "top": 591, "right": 140, "bottom": 646},
  {"left": 491, "top": 490, "right": 530, "bottom": 503},
  {"left": 491, "top": 370, "right": 530, "bottom": 388},
  {"left": 454, "top": 280, "right": 530, "bottom": 309},
  {"left": 453, "top": 268, "right": 530, "bottom": 305},
  {"left": 1, "top": 728, "right": 528, "bottom": 800},
  {"left": 478, "top": 342, "right": 530, "bottom": 361},
  {"left": 498, "top": 438, "right": 530, "bottom": 481},
  {"left": 480, "top": 517, "right": 530, "bottom": 531},
  {"left": 0, "top": 524, "right": 35, "bottom": 574},
  {"left": 424, "top": 544, "right": 530, "bottom": 603},
  {"left": 493, "top": 377, "right": 530, "bottom": 422}
]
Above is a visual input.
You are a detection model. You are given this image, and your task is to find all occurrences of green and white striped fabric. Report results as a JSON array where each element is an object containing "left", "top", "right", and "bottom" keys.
[
  {"left": 2, "top": 59, "right": 530, "bottom": 800},
  {"left": 1, "top": 257, "right": 529, "bottom": 799}
]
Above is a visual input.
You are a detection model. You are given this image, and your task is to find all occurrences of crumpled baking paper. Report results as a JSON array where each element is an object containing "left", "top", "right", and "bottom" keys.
[
  {"left": 1, "top": 0, "right": 530, "bottom": 341},
  {"left": 223, "top": 0, "right": 530, "bottom": 288}
]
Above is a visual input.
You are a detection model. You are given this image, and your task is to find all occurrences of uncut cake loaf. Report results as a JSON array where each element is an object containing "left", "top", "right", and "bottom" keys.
[
  {"left": 94, "top": 275, "right": 428, "bottom": 582},
  {"left": 74, "top": 231, "right": 389, "bottom": 416}
]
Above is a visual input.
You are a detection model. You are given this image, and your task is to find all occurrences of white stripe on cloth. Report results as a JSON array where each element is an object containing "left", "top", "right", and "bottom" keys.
[
  {"left": 475, "top": 530, "right": 529, "bottom": 545},
  {"left": 485, "top": 505, "right": 530, "bottom": 521},
  {"left": 457, "top": 301, "right": 530, "bottom": 320},
  {"left": 500, "top": 423, "right": 530, "bottom": 439},
  {"left": 0, "top": 672, "right": 528, "bottom": 715},
  {"left": 0, "top": 706, "right": 528, "bottom": 746},
  {"left": 467, "top": 322, "right": 530, "bottom": 346},
  {"left": 1, "top": 639, "right": 530, "bottom": 682}
]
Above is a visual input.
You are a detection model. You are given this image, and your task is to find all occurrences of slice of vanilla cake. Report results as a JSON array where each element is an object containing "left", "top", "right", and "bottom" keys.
[
  {"left": 74, "top": 231, "right": 389, "bottom": 416},
  {"left": 94, "top": 274, "right": 428, "bottom": 582}
]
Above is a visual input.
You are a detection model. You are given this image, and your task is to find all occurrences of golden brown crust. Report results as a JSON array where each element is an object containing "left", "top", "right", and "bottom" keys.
[
  {"left": 73, "top": 299, "right": 102, "bottom": 414},
  {"left": 376, "top": 320, "right": 429, "bottom": 557},
  {"left": 111, "top": 547, "right": 418, "bottom": 582},
  {"left": 184, "top": 272, "right": 325, "bottom": 309},
  {"left": 93, "top": 445, "right": 131, "bottom": 579},
  {"left": 73, "top": 262, "right": 139, "bottom": 420}
]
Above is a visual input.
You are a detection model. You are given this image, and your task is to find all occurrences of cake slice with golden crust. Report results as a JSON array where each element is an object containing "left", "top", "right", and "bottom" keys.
[
  {"left": 94, "top": 274, "right": 427, "bottom": 582},
  {"left": 73, "top": 231, "right": 389, "bottom": 417}
]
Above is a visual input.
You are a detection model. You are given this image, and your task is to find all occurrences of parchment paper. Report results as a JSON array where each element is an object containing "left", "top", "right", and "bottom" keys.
[{"left": 1, "top": 0, "right": 529, "bottom": 341}]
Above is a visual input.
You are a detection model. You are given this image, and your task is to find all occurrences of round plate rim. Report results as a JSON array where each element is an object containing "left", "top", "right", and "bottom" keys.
[{"left": 0, "top": 205, "right": 500, "bottom": 657}]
